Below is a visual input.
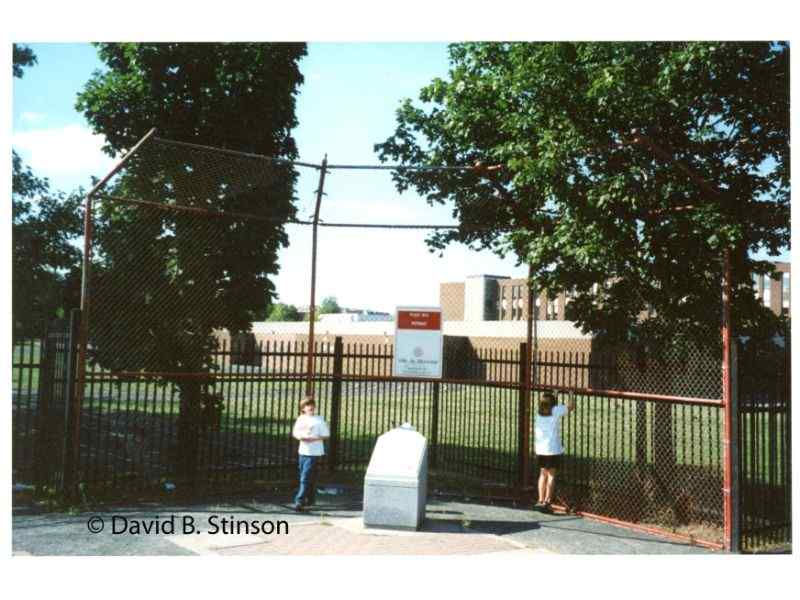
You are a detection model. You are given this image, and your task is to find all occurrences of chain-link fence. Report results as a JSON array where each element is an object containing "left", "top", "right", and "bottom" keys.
[{"left": 59, "top": 133, "right": 787, "bottom": 550}]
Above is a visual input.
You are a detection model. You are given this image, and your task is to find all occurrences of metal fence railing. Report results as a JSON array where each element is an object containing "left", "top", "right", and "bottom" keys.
[
  {"left": 737, "top": 337, "right": 792, "bottom": 551},
  {"left": 556, "top": 392, "right": 724, "bottom": 544},
  {"left": 13, "top": 330, "right": 791, "bottom": 550},
  {"left": 12, "top": 337, "right": 41, "bottom": 486}
]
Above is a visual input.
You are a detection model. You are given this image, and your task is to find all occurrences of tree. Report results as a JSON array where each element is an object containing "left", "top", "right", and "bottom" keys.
[
  {"left": 12, "top": 154, "right": 83, "bottom": 336},
  {"left": 76, "top": 43, "right": 307, "bottom": 482},
  {"left": 319, "top": 296, "right": 342, "bottom": 315},
  {"left": 376, "top": 42, "right": 789, "bottom": 348},
  {"left": 13, "top": 43, "right": 37, "bottom": 77},
  {"left": 267, "top": 302, "right": 302, "bottom": 322},
  {"left": 12, "top": 44, "right": 83, "bottom": 337},
  {"left": 303, "top": 296, "right": 342, "bottom": 321}
]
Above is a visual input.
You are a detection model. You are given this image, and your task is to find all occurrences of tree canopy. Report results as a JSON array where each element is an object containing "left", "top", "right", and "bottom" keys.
[
  {"left": 76, "top": 42, "right": 307, "bottom": 373},
  {"left": 267, "top": 302, "right": 303, "bottom": 322},
  {"left": 76, "top": 43, "right": 307, "bottom": 480},
  {"left": 319, "top": 296, "right": 342, "bottom": 315},
  {"left": 12, "top": 44, "right": 83, "bottom": 336},
  {"left": 376, "top": 42, "right": 789, "bottom": 346},
  {"left": 12, "top": 44, "right": 37, "bottom": 78}
]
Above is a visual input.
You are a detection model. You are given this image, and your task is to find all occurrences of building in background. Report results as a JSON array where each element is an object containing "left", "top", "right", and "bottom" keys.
[
  {"left": 225, "top": 262, "right": 789, "bottom": 365},
  {"left": 751, "top": 262, "right": 791, "bottom": 318},
  {"left": 442, "top": 274, "right": 570, "bottom": 322},
  {"left": 443, "top": 261, "right": 791, "bottom": 323},
  {"left": 295, "top": 306, "right": 392, "bottom": 322}
]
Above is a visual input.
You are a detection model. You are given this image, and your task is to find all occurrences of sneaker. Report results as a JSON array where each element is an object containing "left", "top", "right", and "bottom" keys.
[
  {"left": 291, "top": 503, "right": 303, "bottom": 512},
  {"left": 533, "top": 502, "right": 546, "bottom": 512},
  {"left": 540, "top": 504, "right": 553, "bottom": 515}
]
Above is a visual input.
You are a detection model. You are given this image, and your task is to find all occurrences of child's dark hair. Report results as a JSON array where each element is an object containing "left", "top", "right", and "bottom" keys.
[
  {"left": 538, "top": 391, "right": 557, "bottom": 416},
  {"left": 299, "top": 396, "right": 316, "bottom": 414}
]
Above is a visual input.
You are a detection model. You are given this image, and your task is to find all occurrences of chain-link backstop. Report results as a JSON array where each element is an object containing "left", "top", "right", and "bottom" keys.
[{"left": 54, "top": 131, "right": 787, "bottom": 551}]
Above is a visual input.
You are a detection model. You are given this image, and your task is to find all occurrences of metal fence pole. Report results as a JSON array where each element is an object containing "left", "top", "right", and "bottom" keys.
[
  {"left": 305, "top": 156, "right": 328, "bottom": 397},
  {"left": 730, "top": 338, "right": 741, "bottom": 551},
  {"left": 75, "top": 128, "right": 158, "bottom": 493},
  {"left": 785, "top": 333, "right": 792, "bottom": 548},
  {"left": 61, "top": 309, "right": 81, "bottom": 498},
  {"left": 518, "top": 342, "right": 530, "bottom": 488},
  {"left": 328, "top": 336, "right": 343, "bottom": 473},
  {"left": 523, "top": 265, "right": 535, "bottom": 490},
  {"left": 34, "top": 328, "right": 53, "bottom": 491},
  {"left": 721, "top": 247, "right": 738, "bottom": 551},
  {"left": 430, "top": 381, "right": 440, "bottom": 470}
]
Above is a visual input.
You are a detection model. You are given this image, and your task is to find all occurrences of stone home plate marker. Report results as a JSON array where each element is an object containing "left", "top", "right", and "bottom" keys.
[
  {"left": 393, "top": 307, "right": 443, "bottom": 379},
  {"left": 363, "top": 423, "right": 428, "bottom": 531}
]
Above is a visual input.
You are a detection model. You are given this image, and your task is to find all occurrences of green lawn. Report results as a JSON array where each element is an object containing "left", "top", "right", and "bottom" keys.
[{"left": 13, "top": 349, "right": 787, "bottom": 486}]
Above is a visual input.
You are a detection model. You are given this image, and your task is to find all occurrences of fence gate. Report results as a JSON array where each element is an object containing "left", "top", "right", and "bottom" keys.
[{"left": 35, "top": 310, "right": 80, "bottom": 494}]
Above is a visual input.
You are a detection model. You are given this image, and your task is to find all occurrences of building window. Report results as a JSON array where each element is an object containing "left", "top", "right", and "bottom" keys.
[{"left": 763, "top": 277, "right": 771, "bottom": 308}]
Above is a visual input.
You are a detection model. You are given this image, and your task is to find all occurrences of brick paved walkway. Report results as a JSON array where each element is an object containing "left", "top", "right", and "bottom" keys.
[
  {"left": 168, "top": 517, "right": 546, "bottom": 556},
  {"left": 12, "top": 489, "right": 716, "bottom": 555}
]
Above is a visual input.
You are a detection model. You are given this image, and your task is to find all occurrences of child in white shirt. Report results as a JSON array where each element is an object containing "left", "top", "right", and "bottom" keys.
[
  {"left": 534, "top": 390, "right": 575, "bottom": 513},
  {"left": 291, "top": 396, "right": 330, "bottom": 511}
]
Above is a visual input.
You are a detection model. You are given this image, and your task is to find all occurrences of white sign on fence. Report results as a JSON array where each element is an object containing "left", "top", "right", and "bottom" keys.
[{"left": 393, "top": 306, "right": 443, "bottom": 379}]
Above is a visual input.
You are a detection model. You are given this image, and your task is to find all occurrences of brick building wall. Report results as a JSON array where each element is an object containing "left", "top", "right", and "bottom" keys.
[
  {"left": 496, "top": 278, "right": 569, "bottom": 321},
  {"left": 440, "top": 282, "right": 465, "bottom": 321},
  {"left": 753, "top": 261, "right": 790, "bottom": 318}
]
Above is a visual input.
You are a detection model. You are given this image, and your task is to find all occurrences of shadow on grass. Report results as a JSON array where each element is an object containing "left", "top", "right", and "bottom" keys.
[{"left": 15, "top": 404, "right": 786, "bottom": 550}]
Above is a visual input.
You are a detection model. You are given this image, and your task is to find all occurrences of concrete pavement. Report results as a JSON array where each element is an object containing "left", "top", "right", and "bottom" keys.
[{"left": 12, "top": 488, "right": 718, "bottom": 556}]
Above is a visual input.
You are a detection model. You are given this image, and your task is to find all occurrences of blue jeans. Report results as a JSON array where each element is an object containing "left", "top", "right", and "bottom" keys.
[{"left": 294, "top": 455, "right": 319, "bottom": 506}]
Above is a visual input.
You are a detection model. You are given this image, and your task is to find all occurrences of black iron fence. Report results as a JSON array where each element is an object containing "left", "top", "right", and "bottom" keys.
[
  {"left": 12, "top": 336, "right": 41, "bottom": 486},
  {"left": 12, "top": 329, "right": 791, "bottom": 551},
  {"left": 737, "top": 337, "right": 792, "bottom": 551}
]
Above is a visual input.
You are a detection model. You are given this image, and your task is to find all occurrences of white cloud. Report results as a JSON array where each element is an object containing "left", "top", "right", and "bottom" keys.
[
  {"left": 11, "top": 124, "right": 115, "bottom": 185},
  {"left": 20, "top": 111, "right": 46, "bottom": 125}
]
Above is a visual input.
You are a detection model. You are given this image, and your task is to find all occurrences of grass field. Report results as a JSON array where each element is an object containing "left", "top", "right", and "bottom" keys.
[
  {"left": 14, "top": 353, "right": 791, "bottom": 549},
  {"left": 12, "top": 340, "right": 788, "bottom": 513},
  {"left": 14, "top": 361, "right": 787, "bottom": 480}
]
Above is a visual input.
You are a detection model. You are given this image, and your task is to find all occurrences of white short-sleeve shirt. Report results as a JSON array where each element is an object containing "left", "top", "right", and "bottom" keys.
[
  {"left": 534, "top": 404, "right": 569, "bottom": 456},
  {"left": 292, "top": 415, "right": 330, "bottom": 456}
]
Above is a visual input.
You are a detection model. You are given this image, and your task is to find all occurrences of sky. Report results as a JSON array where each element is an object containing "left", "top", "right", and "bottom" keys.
[
  {"left": 11, "top": 42, "right": 529, "bottom": 315},
  {"left": 11, "top": 41, "right": 790, "bottom": 316}
]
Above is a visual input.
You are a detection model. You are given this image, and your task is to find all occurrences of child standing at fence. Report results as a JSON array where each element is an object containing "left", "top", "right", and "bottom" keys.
[
  {"left": 534, "top": 390, "right": 576, "bottom": 514},
  {"left": 291, "top": 396, "right": 330, "bottom": 512}
]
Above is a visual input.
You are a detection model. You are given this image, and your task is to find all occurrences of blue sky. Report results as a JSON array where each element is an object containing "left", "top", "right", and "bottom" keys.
[
  {"left": 12, "top": 42, "right": 789, "bottom": 315},
  {"left": 11, "top": 42, "right": 529, "bottom": 314}
]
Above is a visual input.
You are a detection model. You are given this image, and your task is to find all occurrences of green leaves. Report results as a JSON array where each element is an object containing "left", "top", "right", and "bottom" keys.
[
  {"left": 12, "top": 44, "right": 37, "bottom": 78},
  {"left": 376, "top": 42, "right": 789, "bottom": 344},
  {"left": 77, "top": 43, "right": 307, "bottom": 374},
  {"left": 12, "top": 152, "right": 83, "bottom": 335},
  {"left": 266, "top": 303, "right": 302, "bottom": 322}
]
